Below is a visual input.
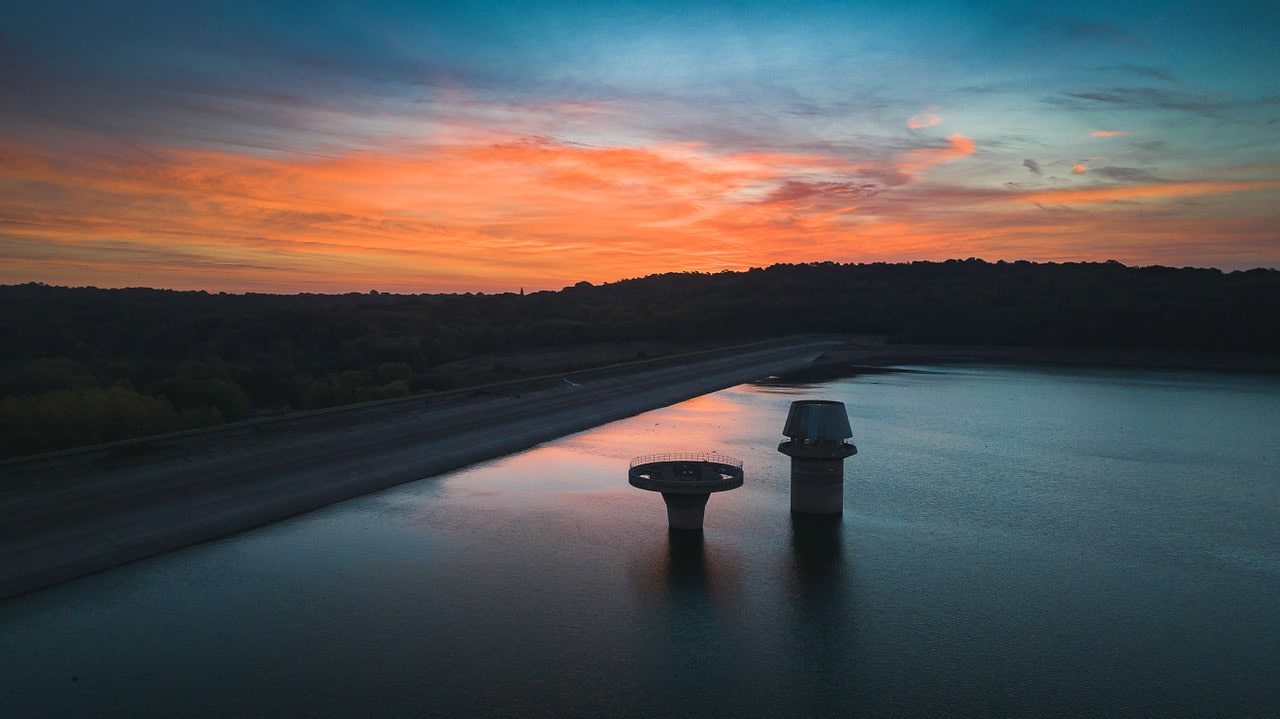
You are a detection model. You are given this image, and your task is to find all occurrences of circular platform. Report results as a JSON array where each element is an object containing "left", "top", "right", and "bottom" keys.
[{"left": 628, "top": 452, "right": 744, "bottom": 494}]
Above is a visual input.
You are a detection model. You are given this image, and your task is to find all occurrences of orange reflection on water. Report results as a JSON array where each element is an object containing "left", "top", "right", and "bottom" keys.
[{"left": 566, "top": 391, "right": 752, "bottom": 461}]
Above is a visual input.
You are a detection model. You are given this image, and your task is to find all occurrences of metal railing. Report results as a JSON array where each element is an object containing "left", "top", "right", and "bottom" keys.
[{"left": 629, "top": 452, "right": 743, "bottom": 469}]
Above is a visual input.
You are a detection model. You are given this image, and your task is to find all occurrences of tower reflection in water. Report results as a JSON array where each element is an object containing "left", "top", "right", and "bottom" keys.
[
  {"left": 788, "top": 513, "right": 861, "bottom": 712},
  {"left": 790, "top": 513, "right": 844, "bottom": 593},
  {"left": 664, "top": 528, "right": 710, "bottom": 593},
  {"left": 629, "top": 526, "right": 739, "bottom": 604}
]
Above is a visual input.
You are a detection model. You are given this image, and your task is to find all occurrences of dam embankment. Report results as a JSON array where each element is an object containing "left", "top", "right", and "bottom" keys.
[{"left": 0, "top": 337, "right": 838, "bottom": 599}]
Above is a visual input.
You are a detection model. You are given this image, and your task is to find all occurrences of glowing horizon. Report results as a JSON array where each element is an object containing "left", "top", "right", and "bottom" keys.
[{"left": 2, "top": 2, "right": 1278, "bottom": 293}]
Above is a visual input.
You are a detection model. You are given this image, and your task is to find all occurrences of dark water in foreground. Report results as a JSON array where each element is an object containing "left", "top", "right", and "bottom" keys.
[{"left": 3, "top": 365, "right": 1279, "bottom": 717}]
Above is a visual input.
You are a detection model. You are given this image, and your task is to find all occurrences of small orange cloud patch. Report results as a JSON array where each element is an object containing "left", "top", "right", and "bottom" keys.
[
  {"left": 898, "top": 134, "right": 975, "bottom": 178},
  {"left": 1019, "top": 181, "right": 1277, "bottom": 205},
  {"left": 907, "top": 106, "right": 943, "bottom": 129}
]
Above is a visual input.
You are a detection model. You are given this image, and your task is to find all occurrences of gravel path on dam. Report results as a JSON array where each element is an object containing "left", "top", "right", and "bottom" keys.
[{"left": 0, "top": 338, "right": 838, "bottom": 599}]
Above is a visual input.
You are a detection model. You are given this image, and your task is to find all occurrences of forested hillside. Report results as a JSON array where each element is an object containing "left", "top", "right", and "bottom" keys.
[{"left": 3, "top": 259, "right": 1278, "bottom": 458}]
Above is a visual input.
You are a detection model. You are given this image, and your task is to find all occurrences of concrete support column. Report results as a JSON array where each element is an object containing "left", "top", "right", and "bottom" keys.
[
  {"left": 661, "top": 492, "right": 711, "bottom": 530},
  {"left": 788, "top": 456, "right": 847, "bottom": 514}
]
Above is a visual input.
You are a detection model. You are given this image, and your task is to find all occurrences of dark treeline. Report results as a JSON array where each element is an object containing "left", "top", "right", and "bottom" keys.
[{"left": 3, "top": 259, "right": 1278, "bottom": 459}]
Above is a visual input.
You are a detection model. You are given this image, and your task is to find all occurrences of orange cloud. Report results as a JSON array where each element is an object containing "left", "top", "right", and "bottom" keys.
[
  {"left": 2, "top": 123, "right": 1275, "bottom": 293},
  {"left": 1020, "top": 181, "right": 1278, "bottom": 205},
  {"left": 1072, "top": 164, "right": 1087, "bottom": 174},
  {"left": 0, "top": 135, "right": 869, "bottom": 291},
  {"left": 1089, "top": 130, "right": 1129, "bottom": 137},
  {"left": 897, "top": 133, "right": 975, "bottom": 179},
  {"left": 907, "top": 106, "right": 943, "bottom": 129}
]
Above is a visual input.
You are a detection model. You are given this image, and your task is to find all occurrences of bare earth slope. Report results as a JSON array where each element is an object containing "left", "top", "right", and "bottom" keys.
[{"left": 0, "top": 338, "right": 837, "bottom": 599}]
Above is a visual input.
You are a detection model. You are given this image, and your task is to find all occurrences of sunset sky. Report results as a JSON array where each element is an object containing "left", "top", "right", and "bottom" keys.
[{"left": 2, "top": 1, "right": 1278, "bottom": 293}]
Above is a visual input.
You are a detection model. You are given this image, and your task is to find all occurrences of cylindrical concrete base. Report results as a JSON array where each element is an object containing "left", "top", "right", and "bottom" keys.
[
  {"left": 789, "top": 457, "right": 845, "bottom": 514},
  {"left": 790, "top": 480, "right": 843, "bottom": 514},
  {"left": 661, "top": 492, "right": 711, "bottom": 530}
]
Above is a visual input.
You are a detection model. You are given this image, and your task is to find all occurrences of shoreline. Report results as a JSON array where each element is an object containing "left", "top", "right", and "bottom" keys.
[
  {"left": 3, "top": 338, "right": 1275, "bottom": 600},
  {"left": 816, "top": 342, "right": 1280, "bottom": 374},
  {"left": 0, "top": 338, "right": 837, "bottom": 600}
]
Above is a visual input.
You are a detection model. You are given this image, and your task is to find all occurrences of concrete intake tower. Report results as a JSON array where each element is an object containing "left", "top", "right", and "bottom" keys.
[{"left": 777, "top": 400, "right": 858, "bottom": 514}]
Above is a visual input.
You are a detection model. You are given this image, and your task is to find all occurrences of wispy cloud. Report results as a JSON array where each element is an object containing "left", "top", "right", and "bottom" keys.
[
  {"left": 908, "top": 106, "right": 943, "bottom": 129},
  {"left": 1098, "top": 64, "right": 1177, "bottom": 82},
  {"left": 1038, "top": 17, "right": 1135, "bottom": 45},
  {"left": 897, "top": 134, "right": 976, "bottom": 179},
  {"left": 1088, "top": 166, "right": 1161, "bottom": 183},
  {"left": 1055, "top": 87, "right": 1280, "bottom": 114},
  {"left": 1019, "top": 180, "right": 1278, "bottom": 205}
]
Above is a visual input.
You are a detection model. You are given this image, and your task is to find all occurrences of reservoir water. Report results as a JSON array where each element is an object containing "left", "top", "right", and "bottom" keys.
[{"left": 3, "top": 364, "right": 1279, "bottom": 717}]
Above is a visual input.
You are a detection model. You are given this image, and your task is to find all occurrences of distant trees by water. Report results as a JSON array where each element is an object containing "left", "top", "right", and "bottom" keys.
[{"left": 3, "top": 259, "right": 1278, "bottom": 459}]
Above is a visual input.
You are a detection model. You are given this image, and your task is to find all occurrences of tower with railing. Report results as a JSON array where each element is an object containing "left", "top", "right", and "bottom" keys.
[{"left": 628, "top": 452, "right": 744, "bottom": 530}]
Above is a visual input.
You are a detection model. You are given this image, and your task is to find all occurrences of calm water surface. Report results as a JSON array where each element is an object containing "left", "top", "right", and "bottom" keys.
[{"left": 4, "top": 364, "right": 1279, "bottom": 717}]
